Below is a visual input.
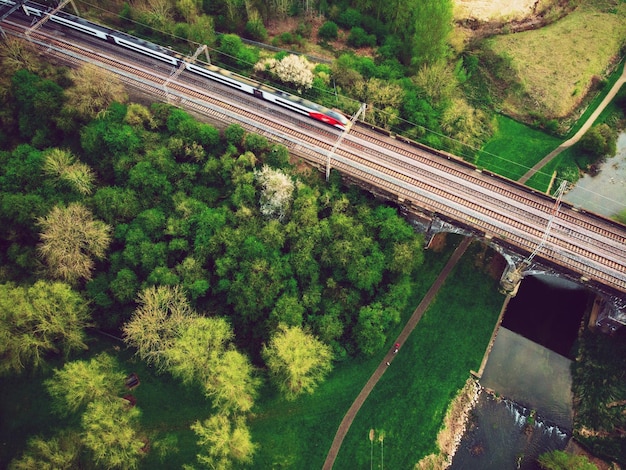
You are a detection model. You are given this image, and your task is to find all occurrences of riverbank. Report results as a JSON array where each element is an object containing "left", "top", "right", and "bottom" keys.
[{"left": 415, "top": 378, "right": 481, "bottom": 469}]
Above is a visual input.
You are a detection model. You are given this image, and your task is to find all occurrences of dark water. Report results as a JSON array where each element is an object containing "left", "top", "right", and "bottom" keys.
[
  {"left": 451, "top": 275, "right": 590, "bottom": 469},
  {"left": 501, "top": 275, "right": 591, "bottom": 358}
]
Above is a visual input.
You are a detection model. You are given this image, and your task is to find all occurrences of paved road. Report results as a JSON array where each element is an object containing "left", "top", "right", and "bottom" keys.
[
  {"left": 322, "top": 237, "right": 472, "bottom": 469},
  {"left": 519, "top": 61, "right": 626, "bottom": 185}
]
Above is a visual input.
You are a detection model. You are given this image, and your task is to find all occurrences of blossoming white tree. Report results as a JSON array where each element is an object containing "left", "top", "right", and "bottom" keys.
[
  {"left": 254, "top": 54, "right": 314, "bottom": 92},
  {"left": 255, "top": 165, "right": 294, "bottom": 222}
]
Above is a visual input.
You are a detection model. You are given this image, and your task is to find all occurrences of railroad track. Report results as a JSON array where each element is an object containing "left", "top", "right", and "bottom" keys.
[
  {"left": 4, "top": 18, "right": 625, "bottom": 293},
  {"left": 350, "top": 126, "right": 626, "bottom": 246}
]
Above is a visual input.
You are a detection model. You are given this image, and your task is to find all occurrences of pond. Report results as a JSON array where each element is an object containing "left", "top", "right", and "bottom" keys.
[{"left": 564, "top": 132, "right": 626, "bottom": 217}]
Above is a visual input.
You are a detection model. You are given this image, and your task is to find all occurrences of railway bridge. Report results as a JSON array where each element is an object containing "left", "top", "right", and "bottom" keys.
[{"left": 2, "top": 9, "right": 626, "bottom": 329}]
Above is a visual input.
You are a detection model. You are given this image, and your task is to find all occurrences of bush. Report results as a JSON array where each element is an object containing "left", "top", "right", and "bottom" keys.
[
  {"left": 318, "top": 21, "right": 338, "bottom": 41},
  {"left": 579, "top": 124, "right": 616, "bottom": 158},
  {"left": 279, "top": 32, "right": 294, "bottom": 44},
  {"left": 337, "top": 8, "right": 361, "bottom": 29},
  {"left": 217, "top": 34, "right": 258, "bottom": 70},
  {"left": 245, "top": 18, "right": 267, "bottom": 41},
  {"left": 295, "top": 22, "right": 312, "bottom": 38},
  {"left": 347, "top": 27, "right": 376, "bottom": 48}
]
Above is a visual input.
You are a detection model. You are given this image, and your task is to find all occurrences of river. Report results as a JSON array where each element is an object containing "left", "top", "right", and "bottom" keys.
[
  {"left": 450, "top": 275, "right": 592, "bottom": 469},
  {"left": 564, "top": 132, "right": 626, "bottom": 217}
]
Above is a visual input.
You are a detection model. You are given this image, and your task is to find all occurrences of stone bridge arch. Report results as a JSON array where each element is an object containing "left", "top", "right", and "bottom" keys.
[{"left": 419, "top": 214, "right": 626, "bottom": 333}]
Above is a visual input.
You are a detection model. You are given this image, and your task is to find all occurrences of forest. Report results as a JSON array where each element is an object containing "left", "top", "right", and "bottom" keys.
[{"left": 0, "top": 36, "right": 429, "bottom": 466}]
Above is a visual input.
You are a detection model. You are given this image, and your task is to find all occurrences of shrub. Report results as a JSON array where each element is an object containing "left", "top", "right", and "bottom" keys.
[
  {"left": 318, "top": 21, "right": 338, "bottom": 41},
  {"left": 245, "top": 18, "right": 267, "bottom": 41},
  {"left": 579, "top": 124, "right": 616, "bottom": 158},
  {"left": 347, "top": 27, "right": 376, "bottom": 48},
  {"left": 295, "top": 22, "right": 312, "bottom": 38},
  {"left": 337, "top": 8, "right": 361, "bottom": 29},
  {"left": 279, "top": 32, "right": 294, "bottom": 44}
]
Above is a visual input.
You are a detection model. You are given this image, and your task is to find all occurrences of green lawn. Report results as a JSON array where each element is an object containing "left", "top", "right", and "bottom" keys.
[
  {"left": 476, "top": 115, "right": 561, "bottom": 183},
  {"left": 333, "top": 241, "right": 504, "bottom": 468}
]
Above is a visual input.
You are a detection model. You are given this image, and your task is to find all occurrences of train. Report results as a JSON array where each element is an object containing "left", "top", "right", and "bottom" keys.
[{"left": 0, "top": 0, "right": 350, "bottom": 130}]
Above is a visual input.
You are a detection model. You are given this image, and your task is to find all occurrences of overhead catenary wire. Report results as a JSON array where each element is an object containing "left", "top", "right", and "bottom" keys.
[{"left": 45, "top": 0, "right": 626, "bottom": 212}]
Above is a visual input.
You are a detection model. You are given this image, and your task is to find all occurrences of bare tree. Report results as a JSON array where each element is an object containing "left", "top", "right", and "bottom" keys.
[
  {"left": 0, "top": 281, "right": 91, "bottom": 375},
  {"left": 43, "top": 148, "right": 96, "bottom": 195},
  {"left": 64, "top": 63, "right": 127, "bottom": 121},
  {"left": 262, "top": 324, "right": 333, "bottom": 400},
  {"left": 38, "top": 203, "right": 111, "bottom": 284},
  {"left": 123, "top": 285, "right": 194, "bottom": 372},
  {"left": 191, "top": 413, "right": 256, "bottom": 469},
  {"left": 0, "top": 37, "right": 40, "bottom": 75}
]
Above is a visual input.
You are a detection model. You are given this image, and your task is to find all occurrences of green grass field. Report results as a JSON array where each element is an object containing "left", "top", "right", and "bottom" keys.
[
  {"left": 476, "top": 115, "right": 561, "bottom": 184},
  {"left": 333, "top": 241, "right": 504, "bottom": 468}
]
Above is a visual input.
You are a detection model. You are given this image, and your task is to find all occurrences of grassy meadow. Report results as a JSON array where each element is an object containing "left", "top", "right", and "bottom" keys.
[
  {"left": 332, "top": 240, "right": 504, "bottom": 468},
  {"left": 484, "top": 0, "right": 626, "bottom": 119}
]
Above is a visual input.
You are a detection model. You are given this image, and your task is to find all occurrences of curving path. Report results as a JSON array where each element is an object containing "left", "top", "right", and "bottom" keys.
[
  {"left": 519, "top": 61, "right": 626, "bottom": 185},
  {"left": 322, "top": 237, "right": 472, "bottom": 469}
]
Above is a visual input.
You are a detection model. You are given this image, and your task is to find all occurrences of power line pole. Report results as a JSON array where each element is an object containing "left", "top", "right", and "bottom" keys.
[
  {"left": 326, "top": 103, "right": 366, "bottom": 181},
  {"left": 26, "top": 0, "right": 79, "bottom": 36}
]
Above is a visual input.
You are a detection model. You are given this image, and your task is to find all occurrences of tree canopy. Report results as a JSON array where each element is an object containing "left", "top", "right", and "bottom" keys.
[
  {"left": 0, "top": 281, "right": 90, "bottom": 374},
  {"left": 262, "top": 324, "right": 333, "bottom": 400}
]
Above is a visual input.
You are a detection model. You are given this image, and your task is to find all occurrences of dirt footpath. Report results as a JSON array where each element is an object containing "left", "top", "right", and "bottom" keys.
[{"left": 322, "top": 238, "right": 472, "bottom": 470}]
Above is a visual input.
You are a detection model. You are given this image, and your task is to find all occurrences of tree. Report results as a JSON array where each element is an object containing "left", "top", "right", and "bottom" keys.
[
  {"left": 110, "top": 268, "right": 140, "bottom": 303},
  {"left": 64, "top": 63, "right": 128, "bottom": 121},
  {"left": 45, "top": 353, "right": 126, "bottom": 416},
  {"left": 254, "top": 55, "right": 314, "bottom": 92},
  {"left": 165, "top": 316, "right": 234, "bottom": 386},
  {"left": 11, "top": 69, "right": 64, "bottom": 146},
  {"left": 361, "top": 78, "right": 403, "bottom": 129},
  {"left": 123, "top": 285, "right": 194, "bottom": 371},
  {"left": 537, "top": 450, "right": 598, "bottom": 470},
  {"left": 413, "top": 61, "right": 457, "bottom": 107},
  {"left": 81, "top": 399, "right": 145, "bottom": 470},
  {"left": 125, "top": 291, "right": 259, "bottom": 413},
  {"left": 318, "top": 21, "right": 338, "bottom": 41},
  {"left": 255, "top": 165, "right": 295, "bottom": 221},
  {"left": 0, "top": 37, "right": 41, "bottom": 75},
  {"left": 0, "top": 281, "right": 90, "bottom": 375},
  {"left": 8, "top": 431, "right": 81, "bottom": 470},
  {"left": 191, "top": 413, "right": 256, "bottom": 469},
  {"left": 409, "top": 0, "right": 453, "bottom": 68},
  {"left": 42, "top": 148, "right": 96, "bottom": 195},
  {"left": 440, "top": 97, "right": 493, "bottom": 148},
  {"left": 262, "top": 325, "right": 333, "bottom": 400},
  {"left": 206, "top": 348, "right": 259, "bottom": 414},
  {"left": 354, "top": 303, "right": 400, "bottom": 355},
  {"left": 37, "top": 203, "right": 112, "bottom": 284},
  {"left": 579, "top": 124, "right": 616, "bottom": 159},
  {"left": 224, "top": 123, "right": 245, "bottom": 147}
]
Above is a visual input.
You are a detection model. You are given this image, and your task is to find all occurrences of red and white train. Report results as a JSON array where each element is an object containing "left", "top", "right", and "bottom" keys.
[{"left": 0, "top": 0, "right": 350, "bottom": 130}]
